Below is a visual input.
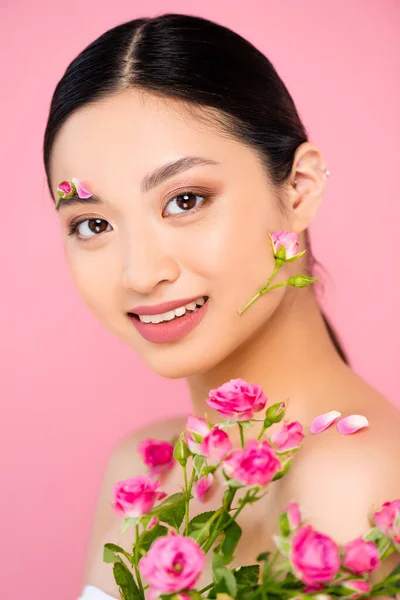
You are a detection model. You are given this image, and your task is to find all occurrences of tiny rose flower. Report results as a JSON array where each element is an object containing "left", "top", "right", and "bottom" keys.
[
  {"left": 137, "top": 438, "right": 175, "bottom": 476},
  {"left": 271, "top": 231, "right": 302, "bottom": 260},
  {"left": 200, "top": 427, "right": 232, "bottom": 462},
  {"left": 207, "top": 378, "right": 267, "bottom": 421},
  {"left": 310, "top": 411, "right": 342, "bottom": 434},
  {"left": 373, "top": 499, "right": 400, "bottom": 546},
  {"left": 185, "top": 415, "right": 211, "bottom": 454},
  {"left": 290, "top": 525, "right": 340, "bottom": 585},
  {"left": 194, "top": 473, "right": 214, "bottom": 502},
  {"left": 139, "top": 534, "right": 205, "bottom": 597},
  {"left": 343, "top": 537, "right": 380, "bottom": 574},
  {"left": 146, "top": 516, "right": 159, "bottom": 531},
  {"left": 341, "top": 580, "right": 372, "bottom": 599},
  {"left": 271, "top": 421, "right": 304, "bottom": 452},
  {"left": 222, "top": 439, "right": 281, "bottom": 488},
  {"left": 111, "top": 475, "right": 166, "bottom": 518},
  {"left": 57, "top": 180, "right": 74, "bottom": 198}
]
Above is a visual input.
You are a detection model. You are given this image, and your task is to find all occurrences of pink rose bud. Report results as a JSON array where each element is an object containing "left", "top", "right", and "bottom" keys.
[
  {"left": 71, "top": 177, "right": 92, "bottom": 198},
  {"left": 310, "top": 410, "right": 341, "bottom": 435},
  {"left": 341, "top": 580, "right": 371, "bottom": 599},
  {"left": 194, "top": 473, "right": 214, "bottom": 502},
  {"left": 287, "top": 503, "right": 302, "bottom": 530},
  {"left": 200, "top": 427, "right": 232, "bottom": 462},
  {"left": 207, "top": 378, "right": 267, "bottom": 421},
  {"left": 146, "top": 516, "right": 159, "bottom": 531},
  {"left": 139, "top": 534, "right": 205, "bottom": 596},
  {"left": 222, "top": 439, "right": 281, "bottom": 488},
  {"left": 337, "top": 415, "right": 369, "bottom": 435},
  {"left": 343, "top": 537, "right": 380, "bottom": 574},
  {"left": 290, "top": 525, "right": 340, "bottom": 585},
  {"left": 185, "top": 415, "right": 211, "bottom": 454},
  {"left": 137, "top": 438, "right": 175, "bottom": 476},
  {"left": 271, "top": 231, "right": 300, "bottom": 259},
  {"left": 111, "top": 475, "right": 166, "bottom": 518},
  {"left": 271, "top": 421, "right": 304, "bottom": 452},
  {"left": 373, "top": 499, "right": 400, "bottom": 546},
  {"left": 57, "top": 180, "right": 74, "bottom": 198}
]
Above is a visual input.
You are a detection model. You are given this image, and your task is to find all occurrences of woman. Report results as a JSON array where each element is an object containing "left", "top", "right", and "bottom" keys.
[{"left": 42, "top": 13, "right": 400, "bottom": 600}]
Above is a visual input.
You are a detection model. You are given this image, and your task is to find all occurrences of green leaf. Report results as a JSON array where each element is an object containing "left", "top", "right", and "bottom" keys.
[
  {"left": 278, "top": 512, "right": 290, "bottom": 537},
  {"left": 256, "top": 551, "right": 270, "bottom": 562},
  {"left": 221, "top": 521, "right": 242, "bottom": 560},
  {"left": 103, "top": 542, "right": 134, "bottom": 566},
  {"left": 225, "top": 477, "right": 244, "bottom": 489},
  {"left": 193, "top": 454, "right": 207, "bottom": 478},
  {"left": 233, "top": 565, "right": 260, "bottom": 592},
  {"left": 211, "top": 553, "right": 237, "bottom": 598},
  {"left": 151, "top": 492, "right": 185, "bottom": 530},
  {"left": 272, "top": 534, "right": 291, "bottom": 556},
  {"left": 113, "top": 561, "right": 141, "bottom": 600},
  {"left": 139, "top": 523, "right": 168, "bottom": 553},
  {"left": 284, "top": 249, "right": 307, "bottom": 263},
  {"left": 188, "top": 510, "right": 218, "bottom": 545},
  {"left": 363, "top": 527, "right": 382, "bottom": 542}
]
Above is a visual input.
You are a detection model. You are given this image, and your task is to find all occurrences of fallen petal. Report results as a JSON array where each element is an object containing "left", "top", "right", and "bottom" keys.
[
  {"left": 310, "top": 410, "right": 341, "bottom": 434},
  {"left": 337, "top": 415, "right": 369, "bottom": 435}
]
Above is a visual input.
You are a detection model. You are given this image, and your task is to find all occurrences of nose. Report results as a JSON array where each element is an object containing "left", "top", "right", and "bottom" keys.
[{"left": 121, "top": 225, "right": 180, "bottom": 294}]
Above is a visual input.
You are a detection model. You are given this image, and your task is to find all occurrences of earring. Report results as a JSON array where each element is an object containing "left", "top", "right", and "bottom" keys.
[{"left": 292, "top": 165, "right": 330, "bottom": 188}]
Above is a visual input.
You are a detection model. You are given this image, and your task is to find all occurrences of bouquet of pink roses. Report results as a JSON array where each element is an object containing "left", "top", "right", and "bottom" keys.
[{"left": 104, "top": 381, "right": 400, "bottom": 600}]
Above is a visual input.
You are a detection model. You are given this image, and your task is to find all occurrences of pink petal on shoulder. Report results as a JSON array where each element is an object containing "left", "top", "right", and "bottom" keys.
[
  {"left": 310, "top": 410, "right": 342, "bottom": 434},
  {"left": 337, "top": 415, "right": 369, "bottom": 435}
]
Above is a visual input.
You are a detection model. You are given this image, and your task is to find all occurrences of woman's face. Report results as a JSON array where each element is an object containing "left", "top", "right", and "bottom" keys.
[{"left": 50, "top": 89, "right": 293, "bottom": 377}]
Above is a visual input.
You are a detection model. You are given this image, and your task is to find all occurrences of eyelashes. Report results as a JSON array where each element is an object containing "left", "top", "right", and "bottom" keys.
[{"left": 67, "top": 189, "right": 213, "bottom": 243}]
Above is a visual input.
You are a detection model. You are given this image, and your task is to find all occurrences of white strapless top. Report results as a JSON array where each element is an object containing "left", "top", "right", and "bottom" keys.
[{"left": 78, "top": 585, "right": 118, "bottom": 599}]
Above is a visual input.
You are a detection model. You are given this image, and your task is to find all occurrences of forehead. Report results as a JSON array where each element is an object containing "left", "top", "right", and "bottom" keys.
[{"left": 49, "top": 89, "right": 249, "bottom": 199}]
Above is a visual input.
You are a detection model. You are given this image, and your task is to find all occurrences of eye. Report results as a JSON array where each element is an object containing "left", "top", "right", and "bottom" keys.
[
  {"left": 68, "top": 218, "right": 112, "bottom": 241},
  {"left": 163, "top": 191, "right": 208, "bottom": 216}
]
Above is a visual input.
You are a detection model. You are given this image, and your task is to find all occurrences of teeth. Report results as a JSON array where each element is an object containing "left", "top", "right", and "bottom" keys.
[{"left": 138, "top": 296, "right": 207, "bottom": 323}]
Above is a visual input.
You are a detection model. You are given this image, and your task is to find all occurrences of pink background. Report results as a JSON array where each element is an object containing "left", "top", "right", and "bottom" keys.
[{"left": 1, "top": 1, "right": 399, "bottom": 599}]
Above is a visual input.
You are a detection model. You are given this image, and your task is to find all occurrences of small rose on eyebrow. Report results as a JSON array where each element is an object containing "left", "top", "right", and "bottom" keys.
[{"left": 55, "top": 177, "right": 92, "bottom": 209}]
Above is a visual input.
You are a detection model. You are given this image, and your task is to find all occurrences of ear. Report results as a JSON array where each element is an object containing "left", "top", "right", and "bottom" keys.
[{"left": 286, "top": 142, "right": 328, "bottom": 234}]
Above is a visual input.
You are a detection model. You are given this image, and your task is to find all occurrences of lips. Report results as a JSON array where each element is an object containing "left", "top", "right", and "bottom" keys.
[{"left": 129, "top": 296, "right": 209, "bottom": 317}]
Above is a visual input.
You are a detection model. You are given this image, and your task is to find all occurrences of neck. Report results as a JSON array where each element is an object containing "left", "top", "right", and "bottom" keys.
[{"left": 185, "top": 288, "right": 347, "bottom": 432}]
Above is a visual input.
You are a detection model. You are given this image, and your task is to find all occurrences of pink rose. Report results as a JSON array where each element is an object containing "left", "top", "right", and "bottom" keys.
[
  {"left": 194, "top": 473, "right": 214, "bottom": 502},
  {"left": 139, "top": 534, "right": 205, "bottom": 598},
  {"left": 271, "top": 231, "right": 299, "bottom": 259},
  {"left": 343, "top": 537, "right": 379, "bottom": 574},
  {"left": 200, "top": 427, "right": 232, "bottom": 461},
  {"left": 137, "top": 438, "right": 175, "bottom": 476},
  {"left": 373, "top": 499, "right": 400, "bottom": 545},
  {"left": 111, "top": 475, "right": 166, "bottom": 518},
  {"left": 207, "top": 378, "right": 267, "bottom": 421},
  {"left": 341, "top": 580, "right": 371, "bottom": 599},
  {"left": 290, "top": 525, "right": 340, "bottom": 585},
  {"left": 222, "top": 439, "right": 281, "bottom": 487},
  {"left": 271, "top": 421, "right": 304, "bottom": 452}
]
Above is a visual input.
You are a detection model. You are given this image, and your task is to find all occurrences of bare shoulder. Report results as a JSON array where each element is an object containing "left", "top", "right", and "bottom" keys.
[
  {"left": 278, "top": 373, "right": 400, "bottom": 540},
  {"left": 80, "top": 414, "right": 186, "bottom": 596}
]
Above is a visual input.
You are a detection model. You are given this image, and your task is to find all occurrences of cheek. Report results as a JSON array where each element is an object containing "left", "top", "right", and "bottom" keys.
[{"left": 66, "top": 248, "right": 119, "bottom": 317}]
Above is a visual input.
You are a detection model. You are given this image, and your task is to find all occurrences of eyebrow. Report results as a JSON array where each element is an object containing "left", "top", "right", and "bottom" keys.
[{"left": 56, "top": 155, "right": 220, "bottom": 210}]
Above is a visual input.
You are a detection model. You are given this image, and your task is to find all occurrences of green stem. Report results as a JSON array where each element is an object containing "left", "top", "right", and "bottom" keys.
[
  {"left": 238, "top": 266, "right": 279, "bottom": 315},
  {"left": 262, "top": 549, "right": 280, "bottom": 581},
  {"left": 239, "top": 423, "right": 245, "bottom": 449},
  {"left": 198, "top": 582, "right": 215, "bottom": 594},
  {"left": 183, "top": 463, "right": 189, "bottom": 535},
  {"left": 203, "top": 488, "right": 238, "bottom": 552},
  {"left": 134, "top": 522, "right": 145, "bottom": 599}
]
